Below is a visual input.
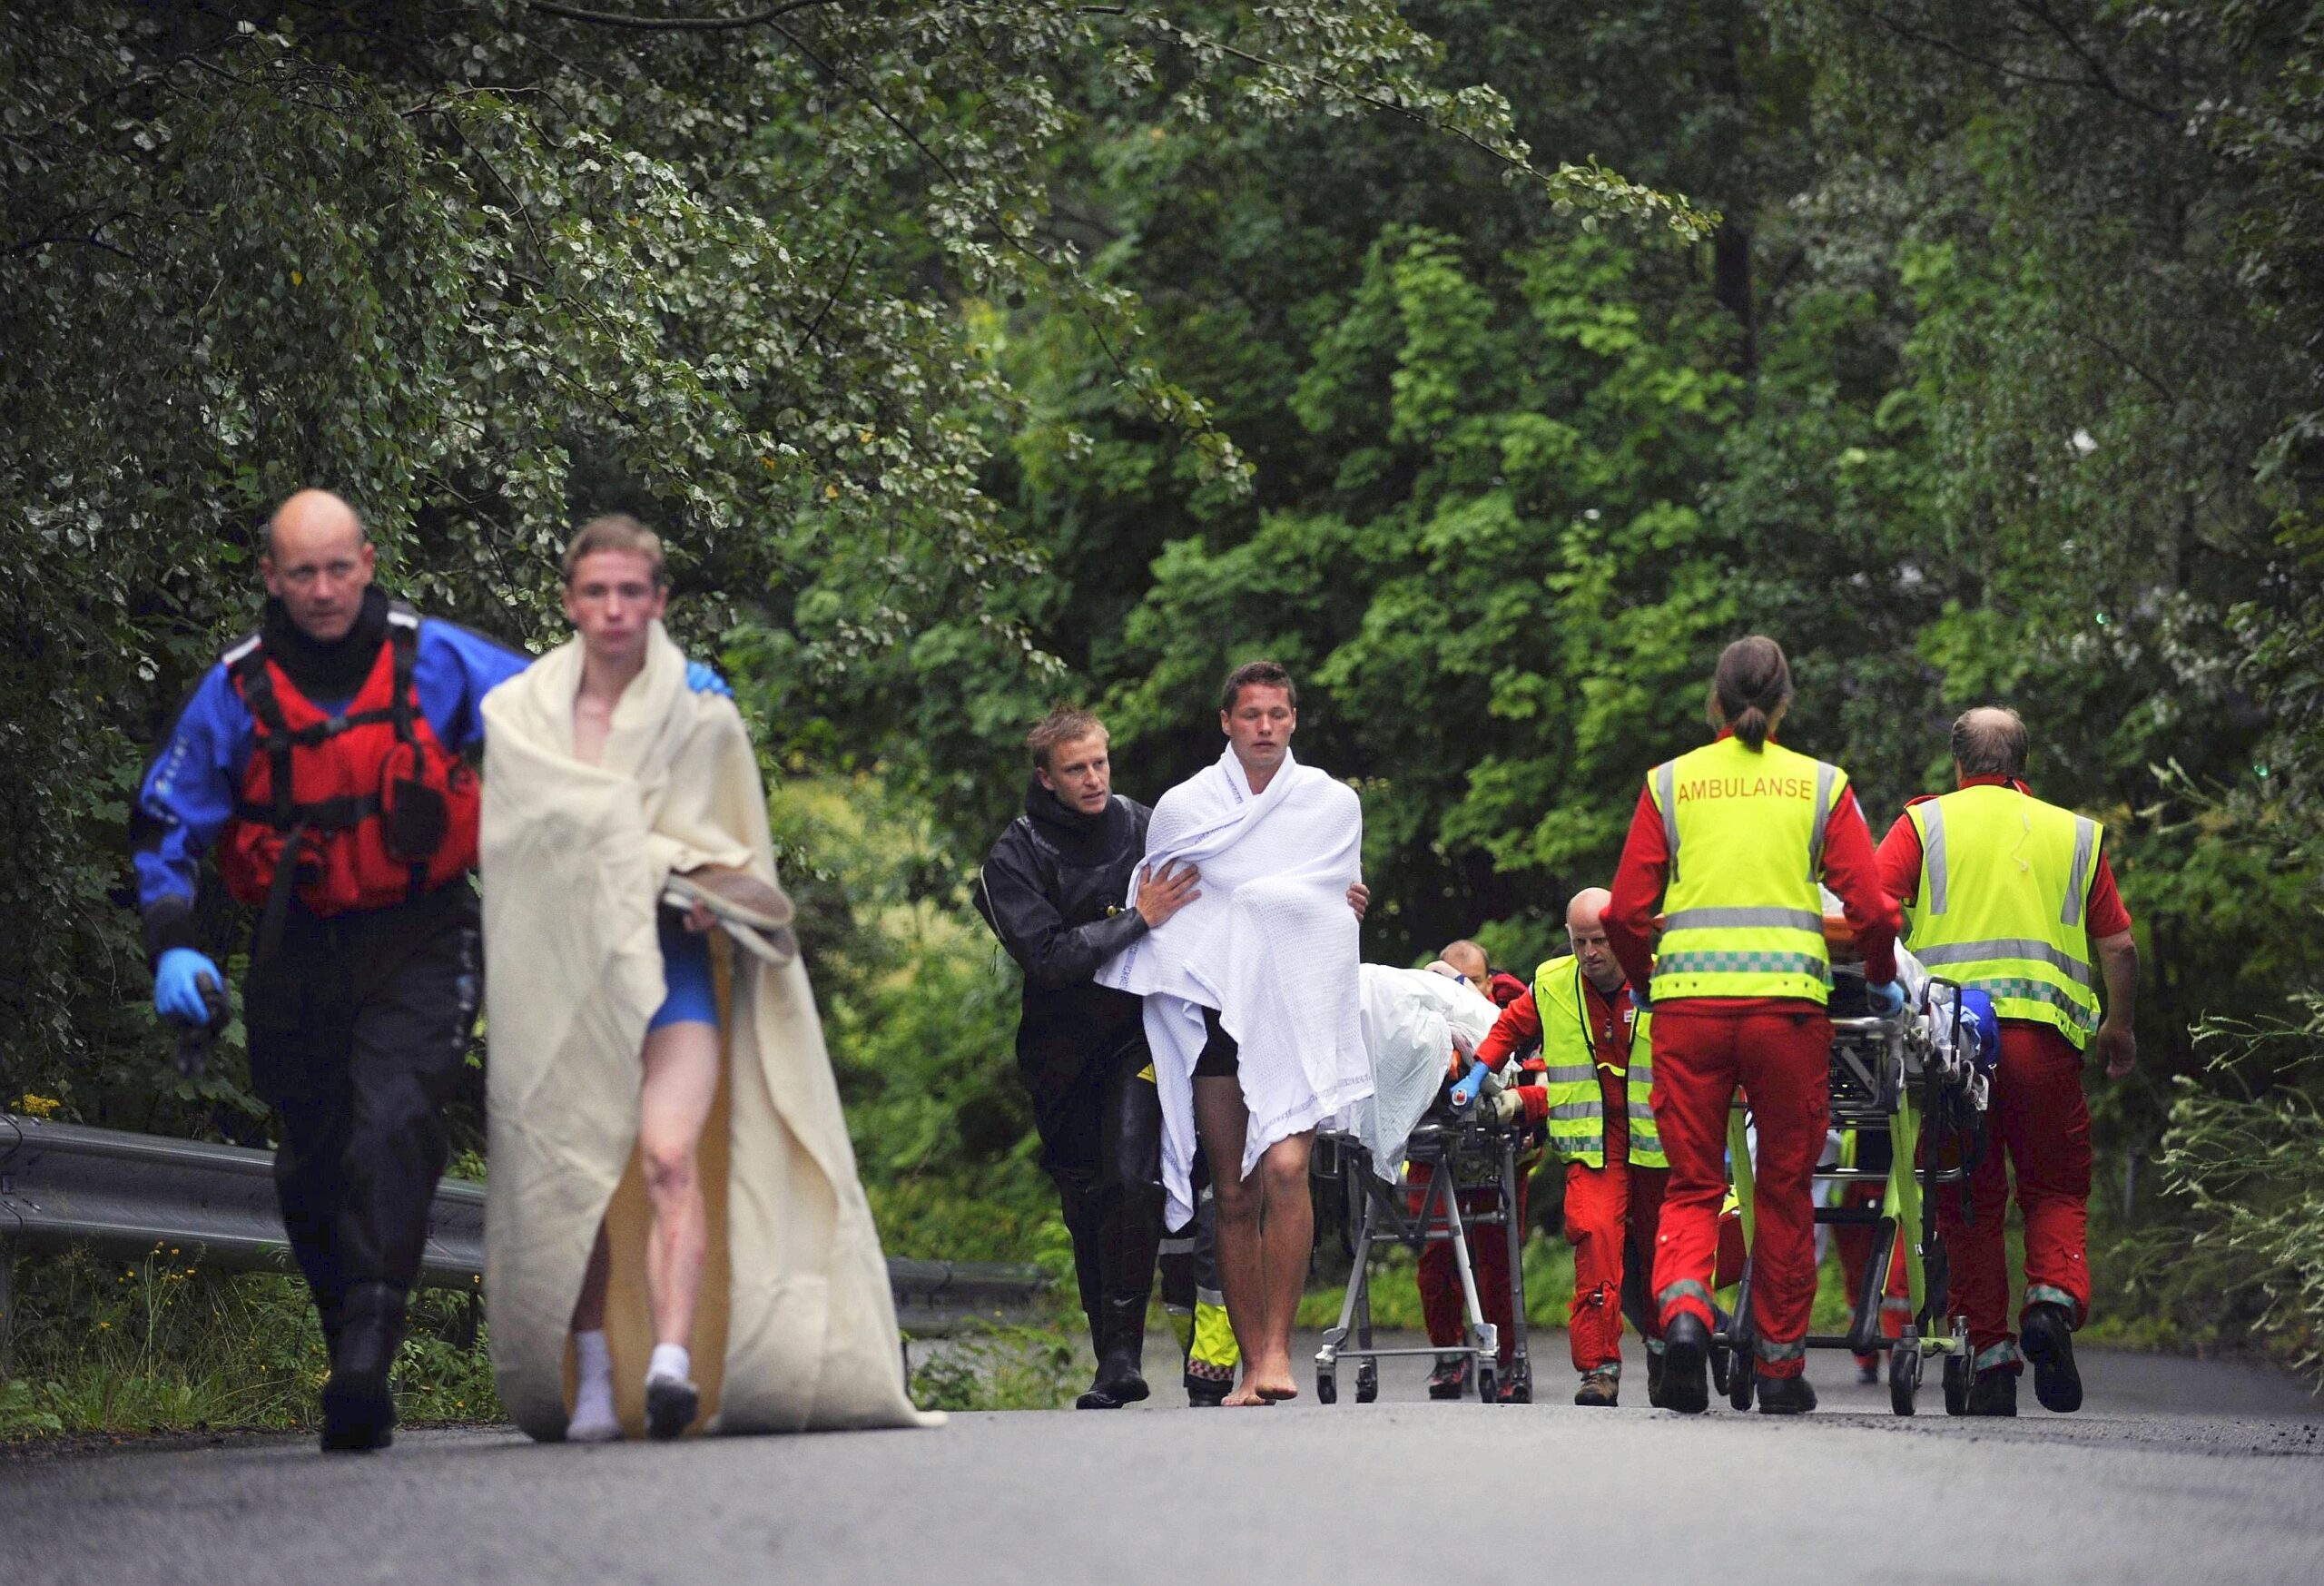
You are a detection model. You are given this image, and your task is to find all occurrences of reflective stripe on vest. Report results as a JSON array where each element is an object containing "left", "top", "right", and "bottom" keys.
[
  {"left": 1905, "top": 785, "right": 2102, "bottom": 1049},
  {"left": 1531, "top": 955, "right": 1663, "bottom": 1169},
  {"left": 1645, "top": 737, "right": 1846, "bottom": 1004}
]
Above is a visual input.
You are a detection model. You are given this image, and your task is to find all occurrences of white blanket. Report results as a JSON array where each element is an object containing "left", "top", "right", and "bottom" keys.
[
  {"left": 479, "top": 624, "right": 934, "bottom": 1439},
  {"left": 1096, "top": 746, "right": 1370, "bottom": 1225},
  {"left": 1353, "top": 965, "right": 1501, "bottom": 1179}
]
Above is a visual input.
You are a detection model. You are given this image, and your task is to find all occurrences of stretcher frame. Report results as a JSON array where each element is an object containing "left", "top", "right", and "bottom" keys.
[
  {"left": 1713, "top": 969, "right": 1989, "bottom": 1415},
  {"left": 1311, "top": 1110, "right": 1533, "bottom": 1405}
]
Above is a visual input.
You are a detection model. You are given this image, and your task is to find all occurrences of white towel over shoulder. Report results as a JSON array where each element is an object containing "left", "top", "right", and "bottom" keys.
[{"left": 1097, "top": 746, "right": 1370, "bottom": 1225}]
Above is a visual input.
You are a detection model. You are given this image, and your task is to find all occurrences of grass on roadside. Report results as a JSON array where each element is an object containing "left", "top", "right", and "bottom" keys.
[{"left": 1, "top": 1246, "right": 498, "bottom": 1440}]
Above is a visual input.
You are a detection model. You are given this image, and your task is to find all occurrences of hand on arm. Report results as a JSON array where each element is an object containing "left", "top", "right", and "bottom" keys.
[
  {"left": 1345, "top": 881, "right": 1369, "bottom": 920},
  {"left": 975, "top": 842, "right": 1156, "bottom": 989},
  {"left": 2093, "top": 929, "right": 2139, "bottom": 1079}
]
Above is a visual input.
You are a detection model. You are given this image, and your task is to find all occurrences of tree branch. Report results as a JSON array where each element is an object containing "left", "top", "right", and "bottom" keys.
[
  {"left": 526, "top": 1, "right": 842, "bottom": 32},
  {"left": 2011, "top": 0, "right": 2180, "bottom": 123}
]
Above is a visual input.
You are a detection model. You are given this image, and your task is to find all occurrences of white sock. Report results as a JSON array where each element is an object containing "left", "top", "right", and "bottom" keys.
[
  {"left": 567, "top": 1331, "right": 619, "bottom": 1441},
  {"left": 647, "top": 1342, "right": 692, "bottom": 1384},
  {"left": 575, "top": 1329, "right": 613, "bottom": 1386}
]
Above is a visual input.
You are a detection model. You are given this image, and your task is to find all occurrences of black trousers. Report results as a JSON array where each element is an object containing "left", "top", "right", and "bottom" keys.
[
  {"left": 242, "top": 886, "right": 481, "bottom": 1319},
  {"left": 1022, "top": 1037, "right": 1166, "bottom": 1355}
]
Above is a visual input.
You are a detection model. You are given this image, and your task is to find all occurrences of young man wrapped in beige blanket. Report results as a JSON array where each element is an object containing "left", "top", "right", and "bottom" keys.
[{"left": 480, "top": 516, "right": 933, "bottom": 1441}]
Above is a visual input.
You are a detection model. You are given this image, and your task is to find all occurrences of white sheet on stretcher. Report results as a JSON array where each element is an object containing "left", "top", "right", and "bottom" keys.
[{"left": 1352, "top": 965, "right": 1502, "bottom": 1181}]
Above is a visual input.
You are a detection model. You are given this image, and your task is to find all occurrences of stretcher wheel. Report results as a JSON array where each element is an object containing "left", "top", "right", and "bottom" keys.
[
  {"left": 1709, "top": 1342, "right": 1733, "bottom": 1398},
  {"left": 1889, "top": 1345, "right": 1921, "bottom": 1417},
  {"left": 1942, "top": 1352, "right": 1967, "bottom": 1416},
  {"left": 1728, "top": 1354, "right": 1754, "bottom": 1413},
  {"left": 1316, "top": 1370, "right": 1338, "bottom": 1405},
  {"left": 1477, "top": 1364, "right": 1500, "bottom": 1404},
  {"left": 1354, "top": 1365, "right": 1378, "bottom": 1404}
]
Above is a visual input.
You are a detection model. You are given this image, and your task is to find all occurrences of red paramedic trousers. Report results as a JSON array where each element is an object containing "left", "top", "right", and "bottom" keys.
[
  {"left": 1649, "top": 1008, "right": 1830, "bottom": 1380},
  {"left": 1935, "top": 1022, "right": 2093, "bottom": 1369}
]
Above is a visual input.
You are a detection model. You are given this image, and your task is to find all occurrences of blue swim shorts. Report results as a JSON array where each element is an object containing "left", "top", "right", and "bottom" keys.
[{"left": 649, "top": 911, "right": 720, "bottom": 1030}]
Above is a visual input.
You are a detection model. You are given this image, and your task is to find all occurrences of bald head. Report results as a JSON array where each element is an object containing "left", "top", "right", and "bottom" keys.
[
  {"left": 262, "top": 489, "right": 375, "bottom": 642},
  {"left": 1565, "top": 886, "right": 1621, "bottom": 993},
  {"left": 1951, "top": 706, "right": 2028, "bottom": 782},
  {"left": 1439, "top": 939, "right": 1490, "bottom": 985}
]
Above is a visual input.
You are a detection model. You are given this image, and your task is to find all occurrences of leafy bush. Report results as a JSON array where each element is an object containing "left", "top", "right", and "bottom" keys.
[{"left": 2125, "top": 1000, "right": 2324, "bottom": 1382}]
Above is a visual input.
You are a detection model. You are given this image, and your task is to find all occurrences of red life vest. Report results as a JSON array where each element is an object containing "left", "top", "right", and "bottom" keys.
[{"left": 218, "top": 603, "right": 480, "bottom": 922}]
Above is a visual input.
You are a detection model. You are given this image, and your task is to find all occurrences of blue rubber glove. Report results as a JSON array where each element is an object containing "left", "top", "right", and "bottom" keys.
[
  {"left": 155, "top": 948, "right": 223, "bottom": 1024},
  {"left": 1448, "top": 1061, "right": 1490, "bottom": 1111},
  {"left": 684, "top": 660, "right": 733, "bottom": 697},
  {"left": 1866, "top": 980, "right": 1905, "bottom": 1016}
]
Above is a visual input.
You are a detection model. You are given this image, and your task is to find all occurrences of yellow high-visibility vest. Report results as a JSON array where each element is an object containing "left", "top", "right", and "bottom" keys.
[
  {"left": 1646, "top": 735, "right": 1848, "bottom": 1004},
  {"left": 1905, "top": 784, "right": 2103, "bottom": 1049},
  {"left": 1531, "top": 954, "right": 1663, "bottom": 1168}
]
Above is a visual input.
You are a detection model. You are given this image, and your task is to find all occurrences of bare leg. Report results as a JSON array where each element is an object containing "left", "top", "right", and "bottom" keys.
[
  {"left": 1194, "top": 1076, "right": 1272, "bottom": 1406},
  {"left": 570, "top": 1224, "right": 611, "bottom": 1333},
  {"left": 1248, "top": 1132, "right": 1313, "bottom": 1401},
  {"left": 638, "top": 1020, "right": 722, "bottom": 1349}
]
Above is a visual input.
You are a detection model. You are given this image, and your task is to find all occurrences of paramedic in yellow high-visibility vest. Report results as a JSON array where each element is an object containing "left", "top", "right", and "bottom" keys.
[
  {"left": 1604, "top": 636, "right": 1902, "bottom": 1416},
  {"left": 1876, "top": 705, "right": 2138, "bottom": 1417}
]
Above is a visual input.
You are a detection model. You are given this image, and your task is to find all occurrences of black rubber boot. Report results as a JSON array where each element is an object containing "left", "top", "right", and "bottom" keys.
[
  {"left": 1077, "top": 1296, "right": 1151, "bottom": 1410},
  {"left": 1965, "top": 1364, "right": 2019, "bottom": 1416},
  {"left": 1755, "top": 1374, "right": 1818, "bottom": 1415},
  {"left": 1659, "top": 1314, "right": 1710, "bottom": 1414},
  {"left": 320, "top": 1283, "right": 404, "bottom": 1453},
  {"left": 2021, "top": 1303, "right": 2083, "bottom": 1413}
]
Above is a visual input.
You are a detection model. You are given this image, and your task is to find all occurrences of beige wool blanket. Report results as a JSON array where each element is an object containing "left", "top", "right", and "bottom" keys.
[{"left": 479, "top": 624, "right": 934, "bottom": 1439}]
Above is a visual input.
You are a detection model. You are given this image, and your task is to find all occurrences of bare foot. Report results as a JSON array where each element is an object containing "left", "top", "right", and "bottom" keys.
[
  {"left": 1245, "top": 1356, "right": 1301, "bottom": 1403},
  {"left": 1222, "top": 1380, "right": 1274, "bottom": 1407}
]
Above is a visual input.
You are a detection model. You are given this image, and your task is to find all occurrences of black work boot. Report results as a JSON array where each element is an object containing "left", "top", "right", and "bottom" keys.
[
  {"left": 1426, "top": 1354, "right": 1472, "bottom": 1400},
  {"left": 2020, "top": 1303, "right": 2083, "bottom": 1413},
  {"left": 1646, "top": 1345, "right": 1668, "bottom": 1409},
  {"left": 1185, "top": 1375, "right": 1232, "bottom": 1408},
  {"left": 320, "top": 1283, "right": 405, "bottom": 1453},
  {"left": 1965, "top": 1364, "right": 2019, "bottom": 1416},
  {"left": 1574, "top": 1367, "right": 1619, "bottom": 1407},
  {"left": 1659, "top": 1313, "right": 1710, "bottom": 1414},
  {"left": 1755, "top": 1373, "right": 1818, "bottom": 1415}
]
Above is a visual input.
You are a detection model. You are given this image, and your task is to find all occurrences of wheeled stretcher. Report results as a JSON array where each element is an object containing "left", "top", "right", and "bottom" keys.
[
  {"left": 1713, "top": 961, "right": 1991, "bottom": 1414},
  {"left": 1310, "top": 1102, "right": 1533, "bottom": 1406}
]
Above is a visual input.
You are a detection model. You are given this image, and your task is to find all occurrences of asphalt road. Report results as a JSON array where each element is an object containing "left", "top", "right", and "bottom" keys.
[{"left": 8, "top": 1335, "right": 2321, "bottom": 1586}]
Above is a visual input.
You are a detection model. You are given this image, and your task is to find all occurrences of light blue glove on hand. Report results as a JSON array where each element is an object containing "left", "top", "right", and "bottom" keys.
[
  {"left": 155, "top": 948, "right": 223, "bottom": 1024},
  {"left": 1866, "top": 980, "right": 1905, "bottom": 1016},
  {"left": 684, "top": 660, "right": 733, "bottom": 698}
]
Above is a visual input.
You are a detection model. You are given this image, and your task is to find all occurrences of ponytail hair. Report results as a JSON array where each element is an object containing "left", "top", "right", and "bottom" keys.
[{"left": 1708, "top": 635, "right": 1793, "bottom": 750}]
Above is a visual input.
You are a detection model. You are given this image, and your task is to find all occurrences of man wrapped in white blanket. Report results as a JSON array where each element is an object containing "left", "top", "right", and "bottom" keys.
[{"left": 1098, "top": 661, "right": 1371, "bottom": 1404}]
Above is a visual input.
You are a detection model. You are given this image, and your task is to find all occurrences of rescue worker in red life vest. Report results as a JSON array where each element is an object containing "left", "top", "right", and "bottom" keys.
[
  {"left": 132, "top": 490, "right": 729, "bottom": 1452},
  {"left": 1876, "top": 706, "right": 2138, "bottom": 1416},
  {"left": 1603, "top": 636, "right": 1901, "bottom": 1415},
  {"left": 1473, "top": 888, "right": 1667, "bottom": 1408}
]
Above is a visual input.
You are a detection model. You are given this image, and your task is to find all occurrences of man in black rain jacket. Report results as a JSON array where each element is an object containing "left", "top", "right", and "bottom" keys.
[{"left": 974, "top": 708, "right": 1201, "bottom": 1408}]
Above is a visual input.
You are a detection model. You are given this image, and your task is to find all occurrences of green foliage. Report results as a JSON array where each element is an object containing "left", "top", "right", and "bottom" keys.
[
  {"left": 2129, "top": 998, "right": 2324, "bottom": 1381},
  {"left": 0, "top": 1246, "right": 497, "bottom": 1437},
  {"left": 904, "top": 1319, "right": 1079, "bottom": 1413}
]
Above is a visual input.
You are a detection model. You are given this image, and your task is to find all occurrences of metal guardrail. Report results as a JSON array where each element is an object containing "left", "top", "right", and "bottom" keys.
[{"left": 0, "top": 1114, "right": 1044, "bottom": 1341}]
